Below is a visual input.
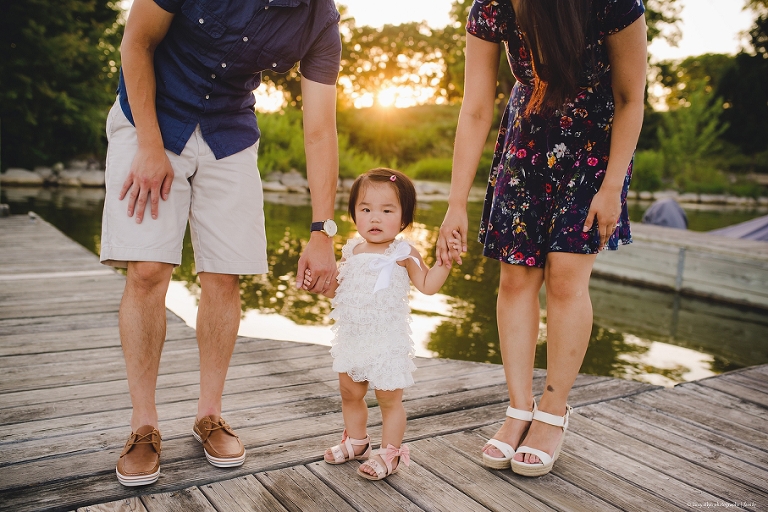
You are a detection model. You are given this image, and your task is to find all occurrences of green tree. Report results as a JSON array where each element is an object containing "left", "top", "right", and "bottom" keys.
[
  {"left": 712, "top": 0, "right": 768, "bottom": 159},
  {"left": 654, "top": 53, "right": 735, "bottom": 108},
  {"left": 746, "top": 0, "right": 768, "bottom": 57},
  {"left": 658, "top": 86, "right": 729, "bottom": 191},
  {"left": 0, "top": 0, "right": 123, "bottom": 170}
]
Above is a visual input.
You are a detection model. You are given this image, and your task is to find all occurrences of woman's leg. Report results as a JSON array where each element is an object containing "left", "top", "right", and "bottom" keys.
[
  {"left": 324, "top": 373, "right": 369, "bottom": 461},
  {"left": 514, "top": 252, "right": 596, "bottom": 464},
  {"left": 360, "top": 388, "right": 405, "bottom": 476},
  {"left": 484, "top": 262, "right": 545, "bottom": 457}
]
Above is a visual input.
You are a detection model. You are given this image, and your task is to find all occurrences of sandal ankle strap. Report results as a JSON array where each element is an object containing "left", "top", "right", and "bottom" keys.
[
  {"left": 341, "top": 429, "right": 370, "bottom": 446},
  {"left": 506, "top": 399, "right": 537, "bottom": 421},
  {"left": 532, "top": 405, "right": 572, "bottom": 429}
]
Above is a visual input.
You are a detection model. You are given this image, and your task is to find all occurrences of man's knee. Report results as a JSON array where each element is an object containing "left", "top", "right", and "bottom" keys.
[
  {"left": 127, "top": 261, "right": 173, "bottom": 292},
  {"left": 199, "top": 272, "right": 239, "bottom": 292}
]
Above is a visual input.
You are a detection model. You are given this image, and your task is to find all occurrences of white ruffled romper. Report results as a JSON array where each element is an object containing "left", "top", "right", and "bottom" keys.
[{"left": 328, "top": 237, "right": 417, "bottom": 390}]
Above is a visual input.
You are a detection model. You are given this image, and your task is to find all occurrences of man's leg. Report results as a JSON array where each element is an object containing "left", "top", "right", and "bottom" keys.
[
  {"left": 120, "top": 261, "right": 174, "bottom": 430},
  {"left": 101, "top": 101, "right": 195, "bottom": 485},
  {"left": 196, "top": 271, "right": 240, "bottom": 419},
  {"left": 115, "top": 260, "right": 173, "bottom": 486},
  {"left": 187, "top": 132, "right": 265, "bottom": 467},
  {"left": 191, "top": 271, "right": 247, "bottom": 467}
]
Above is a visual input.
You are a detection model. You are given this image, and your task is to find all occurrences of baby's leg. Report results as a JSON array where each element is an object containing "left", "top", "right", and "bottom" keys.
[
  {"left": 375, "top": 388, "right": 405, "bottom": 449},
  {"left": 339, "top": 373, "right": 369, "bottom": 440},
  {"left": 324, "top": 373, "right": 370, "bottom": 462},
  {"left": 359, "top": 388, "right": 405, "bottom": 477}
]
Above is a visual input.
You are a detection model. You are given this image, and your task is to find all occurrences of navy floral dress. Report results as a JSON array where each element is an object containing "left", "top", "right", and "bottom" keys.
[{"left": 469, "top": 0, "right": 645, "bottom": 267}]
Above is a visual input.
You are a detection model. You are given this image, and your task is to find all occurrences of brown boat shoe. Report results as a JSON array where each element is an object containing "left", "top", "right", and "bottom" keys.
[
  {"left": 116, "top": 425, "right": 161, "bottom": 486},
  {"left": 193, "top": 415, "right": 246, "bottom": 467}
]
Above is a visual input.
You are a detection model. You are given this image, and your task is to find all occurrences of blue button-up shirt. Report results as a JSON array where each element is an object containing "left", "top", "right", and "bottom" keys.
[{"left": 117, "top": 0, "right": 341, "bottom": 160}]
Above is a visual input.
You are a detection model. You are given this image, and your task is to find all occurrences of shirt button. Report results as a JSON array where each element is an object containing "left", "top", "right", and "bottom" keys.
[
  {"left": 211, "top": 73, "right": 216, "bottom": 79},
  {"left": 243, "top": 36, "right": 248, "bottom": 42},
  {"left": 221, "top": 63, "right": 226, "bottom": 68},
  {"left": 272, "top": 62, "right": 277, "bottom": 68},
  {"left": 205, "top": 95, "right": 210, "bottom": 100},
  {"left": 198, "top": 18, "right": 204, "bottom": 24}
]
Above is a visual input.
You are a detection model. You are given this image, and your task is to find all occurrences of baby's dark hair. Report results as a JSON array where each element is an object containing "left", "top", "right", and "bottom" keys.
[{"left": 348, "top": 168, "right": 416, "bottom": 231}]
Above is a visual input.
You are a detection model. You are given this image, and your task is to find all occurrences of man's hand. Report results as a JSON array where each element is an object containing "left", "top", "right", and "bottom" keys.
[
  {"left": 296, "top": 233, "right": 337, "bottom": 295},
  {"left": 119, "top": 145, "right": 174, "bottom": 223}
]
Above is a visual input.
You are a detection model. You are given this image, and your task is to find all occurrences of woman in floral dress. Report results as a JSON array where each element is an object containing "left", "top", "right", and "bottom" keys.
[{"left": 437, "top": 0, "right": 647, "bottom": 476}]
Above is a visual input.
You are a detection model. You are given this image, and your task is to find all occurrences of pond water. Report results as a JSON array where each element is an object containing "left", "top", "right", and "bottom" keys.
[{"left": 3, "top": 186, "right": 768, "bottom": 387}]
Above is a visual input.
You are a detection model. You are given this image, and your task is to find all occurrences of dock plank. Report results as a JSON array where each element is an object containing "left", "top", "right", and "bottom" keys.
[
  {"left": 406, "top": 437, "right": 555, "bottom": 512},
  {"left": 256, "top": 466, "right": 356, "bottom": 512},
  {"left": 579, "top": 401, "right": 768, "bottom": 492},
  {"left": 447, "top": 429, "right": 622, "bottom": 512},
  {"left": 200, "top": 475, "right": 289, "bottom": 512},
  {"left": 309, "top": 460, "right": 424, "bottom": 512}
]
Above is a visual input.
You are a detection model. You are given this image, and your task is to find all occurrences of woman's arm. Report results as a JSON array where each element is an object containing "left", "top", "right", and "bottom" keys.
[
  {"left": 583, "top": 15, "right": 647, "bottom": 249},
  {"left": 404, "top": 247, "right": 451, "bottom": 295},
  {"left": 437, "top": 34, "right": 500, "bottom": 266},
  {"left": 119, "top": 0, "right": 175, "bottom": 222}
]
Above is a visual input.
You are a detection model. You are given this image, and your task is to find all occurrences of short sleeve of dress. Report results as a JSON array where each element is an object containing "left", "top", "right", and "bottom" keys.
[
  {"left": 599, "top": 0, "right": 646, "bottom": 35},
  {"left": 466, "top": 0, "right": 512, "bottom": 43}
]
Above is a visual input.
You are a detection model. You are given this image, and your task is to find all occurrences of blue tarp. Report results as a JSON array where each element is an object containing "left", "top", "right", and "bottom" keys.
[
  {"left": 709, "top": 214, "right": 768, "bottom": 242},
  {"left": 641, "top": 198, "right": 688, "bottom": 229}
]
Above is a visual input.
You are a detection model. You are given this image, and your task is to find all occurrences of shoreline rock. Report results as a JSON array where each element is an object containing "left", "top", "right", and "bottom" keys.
[{"left": 2, "top": 167, "right": 766, "bottom": 206}]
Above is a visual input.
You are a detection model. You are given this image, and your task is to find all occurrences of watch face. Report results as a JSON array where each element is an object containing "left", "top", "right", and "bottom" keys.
[{"left": 324, "top": 219, "right": 338, "bottom": 236}]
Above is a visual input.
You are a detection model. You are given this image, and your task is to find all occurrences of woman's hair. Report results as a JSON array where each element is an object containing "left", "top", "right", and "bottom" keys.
[
  {"left": 347, "top": 168, "right": 416, "bottom": 231},
  {"left": 516, "top": 0, "right": 593, "bottom": 116}
]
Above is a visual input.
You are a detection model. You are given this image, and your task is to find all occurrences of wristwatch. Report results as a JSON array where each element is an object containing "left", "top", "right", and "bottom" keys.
[{"left": 310, "top": 219, "right": 337, "bottom": 237}]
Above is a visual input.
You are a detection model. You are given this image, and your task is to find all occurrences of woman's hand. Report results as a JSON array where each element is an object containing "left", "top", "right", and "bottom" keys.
[
  {"left": 583, "top": 186, "right": 622, "bottom": 251},
  {"left": 436, "top": 205, "right": 469, "bottom": 268}
]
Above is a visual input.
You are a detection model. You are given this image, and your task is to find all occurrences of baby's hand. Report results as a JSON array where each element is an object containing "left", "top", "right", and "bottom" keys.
[
  {"left": 448, "top": 229, "right": 463, "bottom": 265},
  {"left": 303, "top": 268, "right": 313, "bottom": 289}
]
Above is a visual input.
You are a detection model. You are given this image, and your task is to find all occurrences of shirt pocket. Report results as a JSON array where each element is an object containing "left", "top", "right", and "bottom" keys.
[
  {"left": 179, "top": 1, "right": 226, "bottom": 53},
  {"left": 257, "top": 48, "right": 297, "bottom": 75}
]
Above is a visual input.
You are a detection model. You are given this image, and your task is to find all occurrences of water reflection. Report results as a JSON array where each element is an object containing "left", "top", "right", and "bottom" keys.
[{"left": 3, "top": 186, "right": 767, "bottom": 386}]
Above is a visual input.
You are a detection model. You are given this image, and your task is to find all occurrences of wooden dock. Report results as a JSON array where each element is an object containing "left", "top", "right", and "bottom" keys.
[
  {"left": 593, "top": 223, "right": 768, "bottom": 310},
  {"left": 1, "top": 214, "right": 766, "bottom": 512}
]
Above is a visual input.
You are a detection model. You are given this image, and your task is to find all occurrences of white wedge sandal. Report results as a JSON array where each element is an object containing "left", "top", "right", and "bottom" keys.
[
  {"left": 511, "top": 405, "right": 572, "bottom": 477},
  {"left": 482, "top": 400, "right": 537, "bottom": 469}
]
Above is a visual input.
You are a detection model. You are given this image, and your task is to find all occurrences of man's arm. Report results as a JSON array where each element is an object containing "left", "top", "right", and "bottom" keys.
[
  {"left": 119, "top": 0, "right": 175, "bottom": 223},
  {"left": 295, "top": 76, "right": 339, "bottom": 294}
]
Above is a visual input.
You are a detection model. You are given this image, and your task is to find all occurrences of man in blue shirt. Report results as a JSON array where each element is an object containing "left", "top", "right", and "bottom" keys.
[{"left": 101, "top": 0, "right": 341, "bottom": 486}]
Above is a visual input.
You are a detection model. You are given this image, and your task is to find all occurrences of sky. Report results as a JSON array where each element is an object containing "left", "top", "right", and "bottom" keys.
[{"left": 339, "top": 0, "right": 756, "bottom": 61}]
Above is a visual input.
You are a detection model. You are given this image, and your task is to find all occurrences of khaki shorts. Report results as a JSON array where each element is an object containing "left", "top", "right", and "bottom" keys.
[{"left": 100, "top": 101, "right": 268, "bottom": 275}]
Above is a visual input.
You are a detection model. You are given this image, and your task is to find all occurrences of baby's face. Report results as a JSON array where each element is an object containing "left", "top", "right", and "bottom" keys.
[{"left": 354, "top": 183, "right": 403, "bottom": 246}]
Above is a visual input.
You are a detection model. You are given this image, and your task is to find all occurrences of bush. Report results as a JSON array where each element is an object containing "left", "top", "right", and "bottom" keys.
[
  {"left": 338, "top": 133, "right": 383, "bottom": 178},
  {"left": 631, "top": 150, "right": 664, "bottom": 191},
  {"left": 406, "top": 157, "right": 453, "bottom": 181},
  {"left": 679, "top": 164, "right": 730, "bottom": 194},
  {"left": 728, "top": 180, "right": 764, "bottom": 198},
  {"left": 256, "top": 110, "right": 306, "bottom": 174}
]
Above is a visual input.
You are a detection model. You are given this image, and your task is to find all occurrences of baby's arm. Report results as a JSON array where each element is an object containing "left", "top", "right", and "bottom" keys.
[
  {"left": 304, "top": 263, "right": 341, "bottom": 298},
  {"left": 402, "top": 246, "right": 451, "bottom": 295}
]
